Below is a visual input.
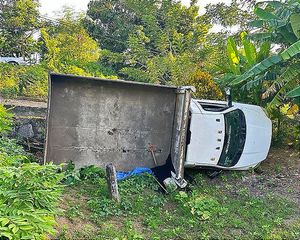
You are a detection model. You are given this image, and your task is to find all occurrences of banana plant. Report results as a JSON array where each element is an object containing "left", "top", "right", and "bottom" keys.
[
  {"left": 230, "top": 0, "right": 300, "bottom": 105},
  {"left": 218, "top": 32, "right": 271, "bottom": 104}
]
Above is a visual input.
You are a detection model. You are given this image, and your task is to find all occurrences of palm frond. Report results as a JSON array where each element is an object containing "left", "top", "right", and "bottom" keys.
[
  {"left": 269, "top": 79, "right": 298, "bottom": 106},
  {"left": 263, "top": 63, "right": 300, "bottom": 98}
]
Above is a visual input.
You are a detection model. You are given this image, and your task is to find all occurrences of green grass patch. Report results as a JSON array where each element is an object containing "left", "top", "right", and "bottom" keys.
[{"left": 57, "top": 168, "right": 300, "bottom": 240}]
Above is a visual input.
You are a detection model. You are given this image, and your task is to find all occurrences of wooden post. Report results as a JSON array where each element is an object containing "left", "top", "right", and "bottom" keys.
[{"left": 106, "top": 163, "right": 120, "bottom": 203}]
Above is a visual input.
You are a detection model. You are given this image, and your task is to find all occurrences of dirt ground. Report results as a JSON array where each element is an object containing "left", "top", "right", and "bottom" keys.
[{"left": 249, "top": 147, "right": 299, "bottom": 203}]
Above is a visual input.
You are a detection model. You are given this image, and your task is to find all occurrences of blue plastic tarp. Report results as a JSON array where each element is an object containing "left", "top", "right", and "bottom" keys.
[{"left": 116, "top": 167, "right": 152, "bottom": 181}]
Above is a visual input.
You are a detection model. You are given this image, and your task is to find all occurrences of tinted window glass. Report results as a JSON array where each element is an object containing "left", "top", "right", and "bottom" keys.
[
  {"left": 218, "top": 109, "right": 246, "bottom": 167},
  {"left": 198, "top": 101, "right": 229, "bottom": 112}
]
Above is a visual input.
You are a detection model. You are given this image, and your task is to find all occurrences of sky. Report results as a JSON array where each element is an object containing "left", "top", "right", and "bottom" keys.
[{"left": 39, "top": 0, "right": 231, "bottom": 17}]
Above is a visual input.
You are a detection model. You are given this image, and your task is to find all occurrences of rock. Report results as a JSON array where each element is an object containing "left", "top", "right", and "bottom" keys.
[{"left": 17, "top": 124, "right": 34, "bottom": 138}]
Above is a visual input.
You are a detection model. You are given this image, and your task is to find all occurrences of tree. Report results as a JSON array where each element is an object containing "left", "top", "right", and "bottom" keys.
[
  {"left": 204, "top": 0, "right": 255, "bottom": 31},
  {"left": 41, "top": 10, "right": 100, "bottom": 74},
  {"left": 85, "top": 0, "right": 213, "bottom": 88},
  {"left": 0, "top": 0, "right": 40, "bottom": 56},
  {"left": 85, "top": 0, "right": 137, "bottom": 53},
  {"left": 186, "top": 70, "right": 223, "bottom": 99}
]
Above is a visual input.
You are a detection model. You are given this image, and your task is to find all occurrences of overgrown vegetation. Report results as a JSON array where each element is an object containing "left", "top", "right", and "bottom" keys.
[
  {"left": 0, "top": 0, "right": 299, "bottom": 239},
  {"left": 0, "top": 105, "right": 64, "bottom": 239}
]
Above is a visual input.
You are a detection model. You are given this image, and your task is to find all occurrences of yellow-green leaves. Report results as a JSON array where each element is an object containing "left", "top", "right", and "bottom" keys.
[
  {"left": 227, "top": 37, "right": 240, "bottom": 75},
  {"left": 41, "top": 11, "right": 100, "bottom": 73},
  {"left": 0, "top": 163, "right": 64, "bottom": 239},
  {"left": 0, "top": 105, "right": 12, "bottom": 134},
  {"left": 242, "top": 32, "right": 257, "bottom": 66}
]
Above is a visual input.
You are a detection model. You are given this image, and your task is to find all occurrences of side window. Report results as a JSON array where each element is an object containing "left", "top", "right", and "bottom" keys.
[{"left": 198, "top": 101, "right": 229, "bottom": 112}]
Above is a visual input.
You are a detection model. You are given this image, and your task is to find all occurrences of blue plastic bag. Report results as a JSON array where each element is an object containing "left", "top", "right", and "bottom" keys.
[{"left": 116, "top": 167, "right": 152, "bottom": 181}]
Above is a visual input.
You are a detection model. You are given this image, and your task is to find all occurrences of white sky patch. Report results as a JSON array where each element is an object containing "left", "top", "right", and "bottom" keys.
[
  {"left": 40, "top": 0, "right": 232, "bottom": 17},
  {"left": 39, "top": 0, "right": 89, "bottom": 17}
]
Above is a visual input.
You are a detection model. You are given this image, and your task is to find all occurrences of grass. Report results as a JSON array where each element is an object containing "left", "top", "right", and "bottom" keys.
[{"left": 52, "top": 149, "right": 300, "bottom": 240}]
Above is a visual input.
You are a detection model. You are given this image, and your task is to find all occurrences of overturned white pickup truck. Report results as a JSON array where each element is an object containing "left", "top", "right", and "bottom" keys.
[
  {"left": 186, "top": 99, "right": 272, "bottom": 170},
  {"left": 45, "top": 73, "right": 272, "bottom": 186}
]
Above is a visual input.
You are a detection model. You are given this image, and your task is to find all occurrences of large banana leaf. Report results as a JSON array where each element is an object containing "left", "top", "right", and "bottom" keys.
[
  {"left": 274, "top": 64, "right": 300, "bottom": 87},
  {"left": 231, "top": 39, "right": 300, "bottom": 85},
  {"left": 287, "top": 85, "right": 300, "bottom": 98},
  {"left": 279, "top": 26, "right": 298, "bottom": 45},
  {"left": 269, "top": 79, "right": 298, "bottom": 105},
  {"left": 248, "top": 20, "right": 264, "bottom": 28},
  {"left": 255, "top": 7, "right": 279, "bottom": 20},
  {"left": 290, "top": 13, "right": 300, "bottom": 38},
  {"left": 250, "top": 33, "right": 273, "bottom": 42},
  {"left": 256, "top": 1, "right": 290, "bottom": 19},
  {"left": 242, "top": 74, "right": 265, "bottom": 91},
  {"left": 263, "top": 64, "right": 300, "bottom": 98},
  {"left": 242, "top": 37, "right": 257, "bottom": 66},
  {"left": 281, "top": 39, "right": 300, "bottom": 59},
  {"left": 257, "top": 41, "right": 271, "bottom": 62},
  {"left": 231, "top": 55, "right": 282, "bottom": 85}
]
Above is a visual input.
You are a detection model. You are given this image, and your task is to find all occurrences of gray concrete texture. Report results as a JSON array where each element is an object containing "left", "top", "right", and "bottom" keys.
[{"left": 45, "top": 74, "right": 178, "bottom": 170}]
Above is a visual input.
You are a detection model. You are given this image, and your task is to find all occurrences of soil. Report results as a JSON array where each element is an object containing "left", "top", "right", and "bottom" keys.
[{"left": 210, "top": 147, "right": 300, "bottom": 204}]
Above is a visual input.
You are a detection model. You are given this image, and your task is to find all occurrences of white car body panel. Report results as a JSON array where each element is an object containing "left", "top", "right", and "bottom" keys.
[
  {"left": 185, "top": 99, "right": 272, "bottom": 170},
  {"left": 0, "top": 56, "right": 27, "bottom": 65}
]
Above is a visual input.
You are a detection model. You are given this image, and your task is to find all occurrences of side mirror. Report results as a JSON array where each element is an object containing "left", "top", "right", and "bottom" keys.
[{"left": 225, "top": 87, "right": 232, "bottom": 107}]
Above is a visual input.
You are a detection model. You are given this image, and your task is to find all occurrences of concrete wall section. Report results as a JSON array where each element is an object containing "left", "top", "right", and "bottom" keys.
[{"left": 45, "top": 74, "right": 177, "bottom": 170}]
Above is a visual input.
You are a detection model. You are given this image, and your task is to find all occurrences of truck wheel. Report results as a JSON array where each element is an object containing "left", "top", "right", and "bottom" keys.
[{"left": 7, "top": 61, "right": 18, "bottom": 65}]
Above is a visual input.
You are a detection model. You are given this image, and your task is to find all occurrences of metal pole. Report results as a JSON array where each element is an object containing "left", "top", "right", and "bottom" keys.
[{"left": 171, "top": 86, "right": 195, "bottom": 183}]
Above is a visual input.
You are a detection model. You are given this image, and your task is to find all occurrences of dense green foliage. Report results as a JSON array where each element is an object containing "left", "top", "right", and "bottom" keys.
[
  {"left": 0, "top": 0, "right": 40, "bottom": 57},
  {"left": 0, "top": 164, "right": 64, "bottom": 239},
  {"left": 41, "top": 10, "right": 100, "bottom": 74},
  {"left": 0, "top": 7, "right": 117, "bottom": 99},
  {"left": 0, "top": 105, "right": 64, "bottom": 239},
  {"left": 0, "top": 63, "right": 48, "bottom": 98},
  {"left": 85, "top": 0, "right": 219, "bottom": 88},
  {"left": 217, "top": 0, "right": 300, "bottom": 108},
  {"left": 232, "top": 0, "right": 300, "bottom": 103}
]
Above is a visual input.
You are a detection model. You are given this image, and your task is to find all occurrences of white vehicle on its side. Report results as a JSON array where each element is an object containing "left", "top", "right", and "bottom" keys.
[
  {"left": 185, "top": 98, "right": 272, "bottom": 170},
  {"left": 0, "top": 53, "right": 40, "bottom": 65},
  {"left": 0, "top": 56, "right": 28, "bottom": 65}
]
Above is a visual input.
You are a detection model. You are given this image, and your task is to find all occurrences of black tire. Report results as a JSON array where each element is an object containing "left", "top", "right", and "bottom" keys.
[{"left": 7, "top": 61, "right": 19, "bottom": 65}]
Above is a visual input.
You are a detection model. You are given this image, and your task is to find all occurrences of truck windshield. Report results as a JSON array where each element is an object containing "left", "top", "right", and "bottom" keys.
[{"left": 218, "top": 109, "right": 246, "bottom": 167}]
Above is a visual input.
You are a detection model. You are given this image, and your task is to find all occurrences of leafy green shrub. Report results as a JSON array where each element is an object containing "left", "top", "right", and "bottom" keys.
[
  {"left": 0, "top": 137, "right": 28, "bottom": 167},
  {"left": 63, "top": 163, "right": 106, "bottom": 185},
  {"left": 80, "top": 165, "right": 106, "bottom": 182},
  {"left": 0, "top": 105, "right": 29, "bottom": 167},
  {"left": 175, "top": 191, "right": 228, "bottom": 221},
  {"left": 0, "top": 163, "right": 64, "bottom": 239},
  {"left": 0, "top": 105, "right": 64, "bottom": 239},
  {"left": 0, "top": 63, "right": 48, "bottom": 99},
  {"left": 0, "top": 105, "right": 12, "bottom": 134},
  {"left": 19, "top": 64, "right": 48, "bottom": 98},
  {"left": 0, "top": 63, "right": 22, "bottom": 98}
]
